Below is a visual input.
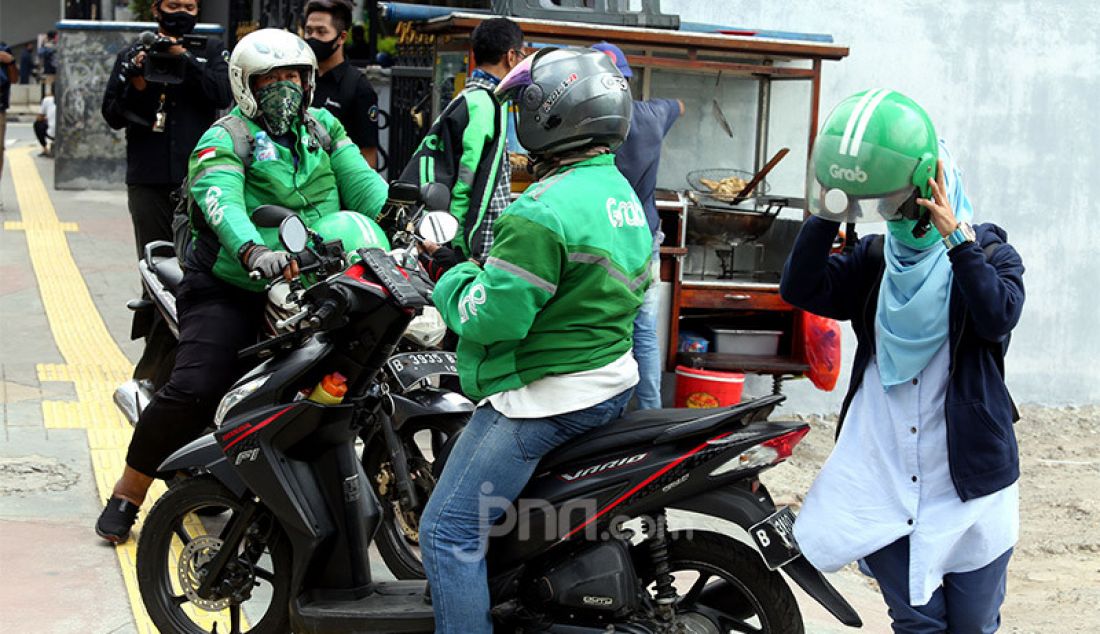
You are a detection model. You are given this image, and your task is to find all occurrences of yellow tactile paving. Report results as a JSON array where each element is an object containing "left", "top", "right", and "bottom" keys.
[{"left": 7, "top": 147, "right": 249, "bottom": 632}]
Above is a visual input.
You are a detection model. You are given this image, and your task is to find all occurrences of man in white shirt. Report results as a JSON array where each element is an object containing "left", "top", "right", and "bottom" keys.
[{"left": 34, "top": 91, "right": 56, "bottom": 157}]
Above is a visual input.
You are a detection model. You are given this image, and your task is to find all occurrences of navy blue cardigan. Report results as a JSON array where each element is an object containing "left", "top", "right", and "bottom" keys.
[{"left": 780, "top": 217, "right": 1026, "bottom": 501}]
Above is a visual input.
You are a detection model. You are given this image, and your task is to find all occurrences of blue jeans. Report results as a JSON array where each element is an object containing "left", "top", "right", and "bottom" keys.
[
  {"left": 631, "top": 258, "right": 662, "bottom": 410},
  {"left": 862, "top": 537, "right": 1012, "bottom": 634},
  {"left": 419, "top": 390, "right": 631, "bottom": 634}
]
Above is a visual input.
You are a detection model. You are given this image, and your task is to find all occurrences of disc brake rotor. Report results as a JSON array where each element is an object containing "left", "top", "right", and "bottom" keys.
[
  {"left": 676, "top": 611, "right": 721, "bottom": 634},
  {"left": 177, "top": 534, "right": 232, "bottom": 611}
]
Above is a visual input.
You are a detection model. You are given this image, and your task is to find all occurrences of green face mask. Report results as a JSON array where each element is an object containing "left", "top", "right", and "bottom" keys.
[
  {"left": 887, "top": 217, "right": 943, "bottom": 250},
  {"left": 256, "top": 80, "right": 303, "bottom": 136}
]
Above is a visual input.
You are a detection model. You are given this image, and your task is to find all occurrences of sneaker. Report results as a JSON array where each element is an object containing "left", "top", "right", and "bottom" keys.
[{"left": 95, "top": 497, "right": 140, "bottom": 543}]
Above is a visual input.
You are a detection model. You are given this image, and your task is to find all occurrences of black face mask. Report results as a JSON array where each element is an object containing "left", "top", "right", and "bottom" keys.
[
  {"left": 159, "top": 11, "right": 197, "bottom": 37},
  {"left": 306, "top": 37, "right": 340, "bottom": 62}
]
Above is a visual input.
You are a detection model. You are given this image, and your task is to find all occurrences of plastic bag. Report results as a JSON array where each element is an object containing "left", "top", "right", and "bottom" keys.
[{"left": 803, "top": 313, "right": 841, "bottom": 391}]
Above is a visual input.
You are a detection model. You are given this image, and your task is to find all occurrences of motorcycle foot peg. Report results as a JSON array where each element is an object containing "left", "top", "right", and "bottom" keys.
[{"left": 126, "top": 299, "right": 154, "bottom": 312}]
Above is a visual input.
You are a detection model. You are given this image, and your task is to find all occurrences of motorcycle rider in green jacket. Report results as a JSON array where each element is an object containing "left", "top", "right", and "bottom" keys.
[
  {"left": 418, "top": 48, "right": 652, "bottom": 633},
  {"left": 96, "top": 28, "right": 387, "bottom": 543}
]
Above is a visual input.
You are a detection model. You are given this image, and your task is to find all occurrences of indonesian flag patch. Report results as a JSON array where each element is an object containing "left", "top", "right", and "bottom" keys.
[{"left": 196, "top": 147, "right": 217, "bottom": 164}]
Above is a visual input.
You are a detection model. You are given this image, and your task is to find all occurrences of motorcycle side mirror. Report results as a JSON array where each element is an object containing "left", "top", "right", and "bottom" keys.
[
  {"left": 252, "top": 204, "right": 297, "bottom": 228},
  {"left": 279, "top": 216, "right": 309, "bottom": 253},
  {"left": 420, "top": 182, "right": 451, "bottom": 213},
  {"left": 388, "top": 181, "right": 420, "bottom": 205},
  {"left": 417, "top": 212, "right": 459, "bottom": 245}
]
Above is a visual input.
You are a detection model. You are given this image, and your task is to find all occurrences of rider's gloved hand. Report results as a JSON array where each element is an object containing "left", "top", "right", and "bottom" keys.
[
  {"left": 421, "top": 242, "right": 463, "bottom": 282},
  {"left": 241, "top": 243, "right": 298, "bottom": 281}
]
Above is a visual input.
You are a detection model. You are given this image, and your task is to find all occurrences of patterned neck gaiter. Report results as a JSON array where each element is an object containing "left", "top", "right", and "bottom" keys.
[{"left": 256, "top": 80, "right": 304, "bottom": 137}]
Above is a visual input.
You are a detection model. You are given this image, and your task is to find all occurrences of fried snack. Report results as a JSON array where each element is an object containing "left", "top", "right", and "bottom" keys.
[{"left": 700, "top": 175, "right": 749, "bottom": 199}]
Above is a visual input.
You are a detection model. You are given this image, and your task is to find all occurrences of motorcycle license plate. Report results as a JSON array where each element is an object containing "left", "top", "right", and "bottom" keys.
[
  {"left": 386, "top": 351, "right": 458, "bottom": 390},
  {"left": 749, "top": 506, "right": 801, "bottom": 570}
]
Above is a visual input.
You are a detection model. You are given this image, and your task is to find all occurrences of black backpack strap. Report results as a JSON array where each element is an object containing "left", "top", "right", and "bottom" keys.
[
  {"left": 303, "top": 111, "right": 333, "bottom": 154},
  {"left": 870, "top": 233, "right": 886, "bottom": 285},
  {"left": 212, "top": 114, "right": 256, "bottom": 169}
]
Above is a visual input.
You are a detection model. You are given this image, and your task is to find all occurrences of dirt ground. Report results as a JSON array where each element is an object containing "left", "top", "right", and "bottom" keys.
[{"left": 758, "top": 404, "right": 1100, "bottom": 633}]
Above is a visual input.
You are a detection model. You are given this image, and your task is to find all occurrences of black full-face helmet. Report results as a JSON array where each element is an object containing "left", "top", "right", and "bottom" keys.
[{"left": 497, "top": 46, "right": 632, "bottom": 156}]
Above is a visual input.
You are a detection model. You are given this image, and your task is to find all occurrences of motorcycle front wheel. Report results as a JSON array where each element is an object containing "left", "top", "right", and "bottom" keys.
[
  {"left": 135, "top": 476, "right": 292, "bottom": 634},
  {"left": 363, "top": 416, "right": 465, "bottom": 580},
  {"left": 636, "top": 530, "right": 804, "bottom": 634}
]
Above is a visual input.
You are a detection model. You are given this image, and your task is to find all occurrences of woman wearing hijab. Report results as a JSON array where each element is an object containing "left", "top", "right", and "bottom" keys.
[{"left": 780, "top": 90, "right": 1025, "bottom": 633}]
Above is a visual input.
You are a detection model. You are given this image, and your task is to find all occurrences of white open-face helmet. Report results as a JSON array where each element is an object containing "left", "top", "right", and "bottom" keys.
[{"left": 229, "top": 28, "right": 318, "bottom": 119}]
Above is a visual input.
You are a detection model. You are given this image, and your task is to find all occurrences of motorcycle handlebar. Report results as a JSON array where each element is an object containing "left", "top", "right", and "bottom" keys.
[{"left": 309, "top": 298, "right": 341, "bottom": 329}]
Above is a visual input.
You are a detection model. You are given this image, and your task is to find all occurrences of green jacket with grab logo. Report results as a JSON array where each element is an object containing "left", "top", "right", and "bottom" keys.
[
  {"left": 186, "top": 106, "right": 388, "bottom": 291},
  {"left": 433, "top": 153, "right": 653, "bottom": 401}
]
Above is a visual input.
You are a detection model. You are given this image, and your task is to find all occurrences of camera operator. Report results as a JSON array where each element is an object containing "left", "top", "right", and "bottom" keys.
[{"left": 101, "top": 0, "right": 231, "bottom": 388}]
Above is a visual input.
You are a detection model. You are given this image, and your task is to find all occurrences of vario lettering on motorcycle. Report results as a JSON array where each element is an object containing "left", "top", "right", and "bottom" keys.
[
  {"left": 205, "top": 186, "right": 226, "bottom": 225},
  {"left": 605, "top": 197, "right": 646, "bottom": 228},
  {"left": 559, "top": 452, "right": 647, "bottom": 482},
  {"left": 828, "top": 164, "right": 868, "bottom": 183},
  {"left": 458, "top": 283, "right": 487, "bottom": 323}
]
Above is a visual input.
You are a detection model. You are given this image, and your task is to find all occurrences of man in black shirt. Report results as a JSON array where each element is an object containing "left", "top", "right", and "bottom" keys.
[
  {"left": 304, "top": 0, "right": 380, "bottom": 167},
  {"left": 101, "top": 0, "right": 232, "bottom": 387}
]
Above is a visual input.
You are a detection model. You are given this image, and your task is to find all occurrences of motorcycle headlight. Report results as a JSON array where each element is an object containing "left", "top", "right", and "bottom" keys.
[{"left": 214, "top": 374, "right": 271, "bottom": 427}]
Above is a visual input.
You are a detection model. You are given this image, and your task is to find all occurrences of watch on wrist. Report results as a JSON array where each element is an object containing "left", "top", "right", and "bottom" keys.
[{"left": 943, "top": 221, "right": 976, "bottom": 249}]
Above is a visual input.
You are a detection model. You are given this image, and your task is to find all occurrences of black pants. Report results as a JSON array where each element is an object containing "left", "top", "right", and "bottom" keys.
[
  {"left": 128, "top": 183, "right": 180, "bottom": 387},
  {"left": 33, "top": 119, "right": 51, "bottom": 148},
  {"left": 126, "top": 269, "right": 266, "bottom": 477}
]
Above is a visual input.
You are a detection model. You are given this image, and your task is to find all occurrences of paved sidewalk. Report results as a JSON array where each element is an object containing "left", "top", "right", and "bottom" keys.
[{"left": 1, "top": 126, "right": 141, "bottom": 633}]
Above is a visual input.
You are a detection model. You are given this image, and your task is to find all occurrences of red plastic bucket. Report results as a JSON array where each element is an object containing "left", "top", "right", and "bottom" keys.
[{"left": 674, "top": 366, "right": 745, "bottom": 408}]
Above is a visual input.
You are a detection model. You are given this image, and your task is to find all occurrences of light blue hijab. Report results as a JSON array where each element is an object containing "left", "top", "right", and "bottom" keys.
[{"left": 875, "top": 141, "right": 975, "bottom": 388}]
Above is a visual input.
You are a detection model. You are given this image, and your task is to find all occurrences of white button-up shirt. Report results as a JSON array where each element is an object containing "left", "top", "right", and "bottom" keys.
[{"left": 793, "top": 343, "right": 1018, "bottom": 605}]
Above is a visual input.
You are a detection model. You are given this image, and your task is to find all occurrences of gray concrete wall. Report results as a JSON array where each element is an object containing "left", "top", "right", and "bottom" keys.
[
  {"left": 54, "top": 24, "right": 133, "bottom": 190},
  {"left": 53, "top": 21, "right": 225, "bottom": 190},
  {"left": 661, "top": 0, "right": 1098, "bottom": 408}
]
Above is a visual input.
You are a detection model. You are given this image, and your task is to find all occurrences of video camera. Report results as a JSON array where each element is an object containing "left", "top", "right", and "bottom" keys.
[{"left": 121, "top": 31, "right": 208, "bottom": 85}]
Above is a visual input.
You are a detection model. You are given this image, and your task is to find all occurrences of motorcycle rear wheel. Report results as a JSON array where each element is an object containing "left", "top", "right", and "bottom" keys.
[
  {"left": 364, "top": 416, "right": 464, "bottom": 580},
  {"left": 136, "top": 476, "right": 292, "bottom": 634},
  {"left": 637, "top": 530, "right": 804, "bottom": 634}
]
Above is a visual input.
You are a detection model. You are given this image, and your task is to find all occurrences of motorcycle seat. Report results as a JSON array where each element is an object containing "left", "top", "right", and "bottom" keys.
[
  {"left": 538, "top": 395, "right": 784, "bottom": 473},
  {"left": 150, "top": 255, "right": 184, "bottom": 295}
]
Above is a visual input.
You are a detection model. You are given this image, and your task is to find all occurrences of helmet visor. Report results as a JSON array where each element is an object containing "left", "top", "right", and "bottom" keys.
[
  {"left": 807, "top": 177, "right": 919, "bottom": 223},
  {"left": 496, "top": 55, "right": 536, "bottom": 101}
]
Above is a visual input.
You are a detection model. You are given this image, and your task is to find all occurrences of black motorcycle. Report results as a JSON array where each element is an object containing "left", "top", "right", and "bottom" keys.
[
  {"left": 134, "top": 210, "right": 862, "bottom": 633},
  {"left": 117, "top": 184, "right": 472, "bottom": 580}
]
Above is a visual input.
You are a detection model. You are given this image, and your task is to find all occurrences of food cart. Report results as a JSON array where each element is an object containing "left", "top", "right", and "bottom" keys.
[{"left": 391, "top": 9, "right": 849, "bottom": 394}]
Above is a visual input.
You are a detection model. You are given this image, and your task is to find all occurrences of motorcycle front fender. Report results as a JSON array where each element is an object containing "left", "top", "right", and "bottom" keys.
[
  {"left": 159, "top": 432, "right": 249, "bottom": 497},
  {"left": 671, "top": 486, "right": 862, "bottom": 628}
]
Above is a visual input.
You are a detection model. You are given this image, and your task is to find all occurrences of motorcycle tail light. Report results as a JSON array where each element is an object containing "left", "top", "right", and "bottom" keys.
[
  {"left": 760, "top": 426, "right": 810, "bottom": 462},
  {"left": 708, "top": 427, "right": 810, "bottom": 477}
]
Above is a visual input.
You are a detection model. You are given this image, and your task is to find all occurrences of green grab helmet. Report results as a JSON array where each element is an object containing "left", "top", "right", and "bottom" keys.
[
  {"left": 310, "top": 211, "right": 391, "bottom": 262},
  {"left": 808, "top": 89, "right": 938, "bottom": 229}
]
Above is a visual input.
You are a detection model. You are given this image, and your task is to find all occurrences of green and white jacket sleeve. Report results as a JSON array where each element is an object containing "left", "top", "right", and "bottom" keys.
[
  {"left": 434, "top": 203, "right": 563, "bottom": 345},
  {"left": 189, "top": 127, "right": 261, "bottom": 258},
  {"left": 317, "top": 109, "right": 388, "bottom": 219}
]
